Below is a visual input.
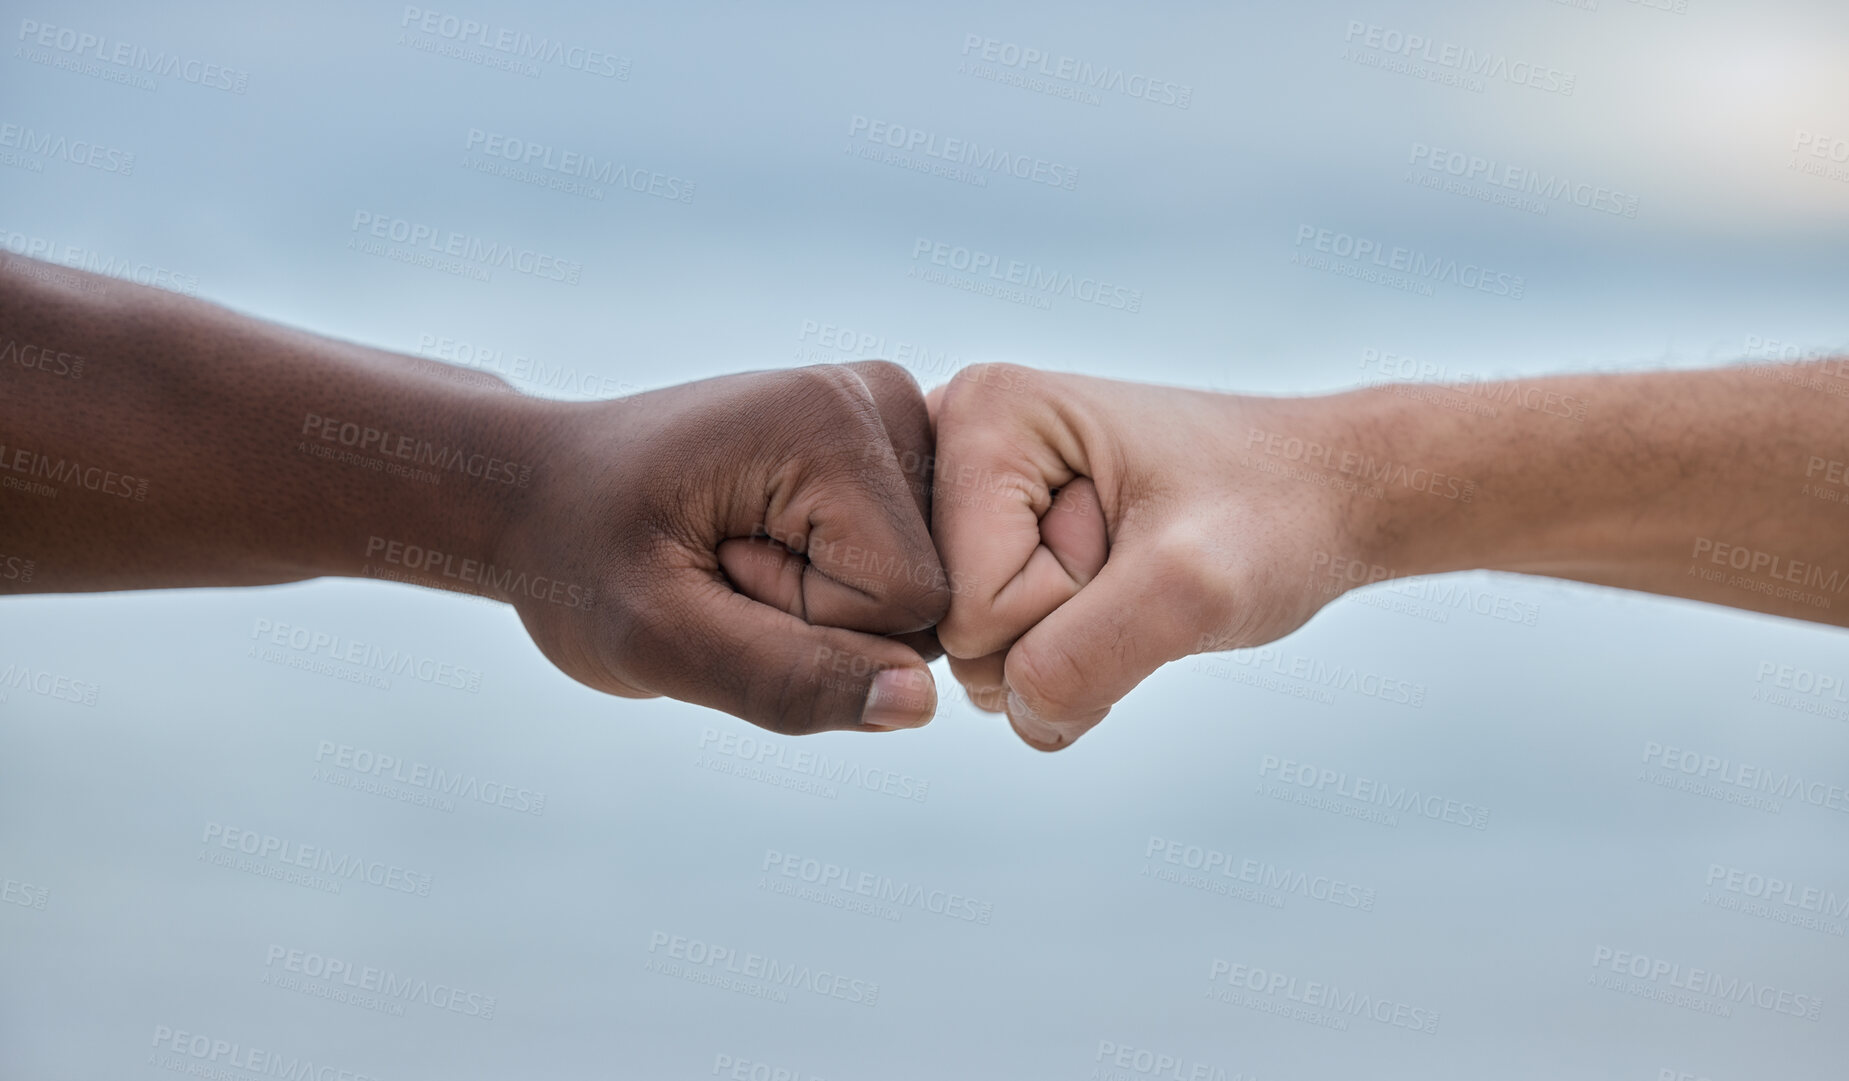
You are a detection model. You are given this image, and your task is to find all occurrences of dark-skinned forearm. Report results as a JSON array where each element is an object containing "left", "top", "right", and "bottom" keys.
[{"left": 0, "top": 254, "right": 564, "bottom": 596}]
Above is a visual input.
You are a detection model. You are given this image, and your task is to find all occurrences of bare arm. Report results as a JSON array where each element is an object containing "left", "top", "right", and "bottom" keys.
[
  {"left": 0, "top": 255, "right": 948, "bottom": 733},
  {"left": 927, "top": 360, "right": 1849, "bottom": 749},
  {"left": 1305, "top": 363, "right": 1849, "bottom": 624},
  {"left": 0, "top": 252, "right": 544, "bottom": 592},
  {"left": 1286, "top": 360, "right": 1849, "bottom": 620}
]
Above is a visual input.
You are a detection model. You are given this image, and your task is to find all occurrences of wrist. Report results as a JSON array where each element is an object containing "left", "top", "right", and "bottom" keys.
[
  {"left": 466, "top": 394, "right": 628, "bottom": 617},
  {"left": 327, "top": 365, "right": 567, "bottom": 600},
  {"left": 1318, "top": 385, "right": 1487, "bottom": 582},
  {"left": 1217, "top": 387, "right": 1404, "bottom": 585}
]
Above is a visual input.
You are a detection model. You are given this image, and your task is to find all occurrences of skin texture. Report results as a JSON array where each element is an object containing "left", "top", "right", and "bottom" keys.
[
  {"left": 929, "top": 362, "right": 1849, "bottom": 751},
  {"left": 0, "top": 255, "right": 947, "bottom": 734},
  {"left": 9, "top": 253, "right": 1848, "bottom": 748}
]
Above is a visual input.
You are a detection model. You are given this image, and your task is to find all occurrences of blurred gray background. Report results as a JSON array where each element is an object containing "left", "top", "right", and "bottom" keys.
[{"left": 3, "top": 1, "right": 1847, "bottom": 1078}]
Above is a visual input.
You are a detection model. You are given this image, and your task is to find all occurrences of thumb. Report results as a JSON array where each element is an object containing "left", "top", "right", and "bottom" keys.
[
  {"left": 1001, "top": 531, "right": 1223, "bottom": 750},
  {"left": 622, "top": 572, "right": 938, "bottom": 735}
]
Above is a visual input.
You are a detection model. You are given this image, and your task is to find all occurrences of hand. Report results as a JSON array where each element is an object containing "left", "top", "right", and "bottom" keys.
[
  {"left": 500, "top": 362, "right": 949, "bottom": 735},
  {"left": 928, "top": 364, "right": 1360, "bottom": 750}
]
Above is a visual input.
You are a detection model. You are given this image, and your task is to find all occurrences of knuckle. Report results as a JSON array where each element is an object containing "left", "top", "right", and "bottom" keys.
[
  {"left": 941, "top": 362, "right": 1027, "bottom": 417},
  {"left": 789, "top": 363, "right": 873, "bottom": 413},
  {"left": 936, "top": 620, "right": 977, "bottom": 659},
  {"left": 1148, "top": 525, "right": 1239, "bottom": 637},
  {"left": 751, "top": 661, "right": 820, "bottom": 736},
  {"left": 967, "top": 361, "right": 1034, "bottom": 392},
  {"left": 1004, "top": 638, "right": 1089, "bottom": 723},
  {"left": 936, "top": 605, "right": 1000, "bottom": 660},
  {"left": 902, "top": 567, "right": 953, "bottom": 626},
  {"left": 750, "top": 639, "right": 839, "bottom": 731},
  {"left": 782, "top": 366, "right": 886, "bottom": 466},
  {"left": 853, "top": 358, "right": 918, "bottom": 395}
]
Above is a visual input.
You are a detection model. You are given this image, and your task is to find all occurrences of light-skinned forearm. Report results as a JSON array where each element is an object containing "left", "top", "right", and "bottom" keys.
[{"left": 1318, "top": 362, "right": 1849, "bottom": 626}]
